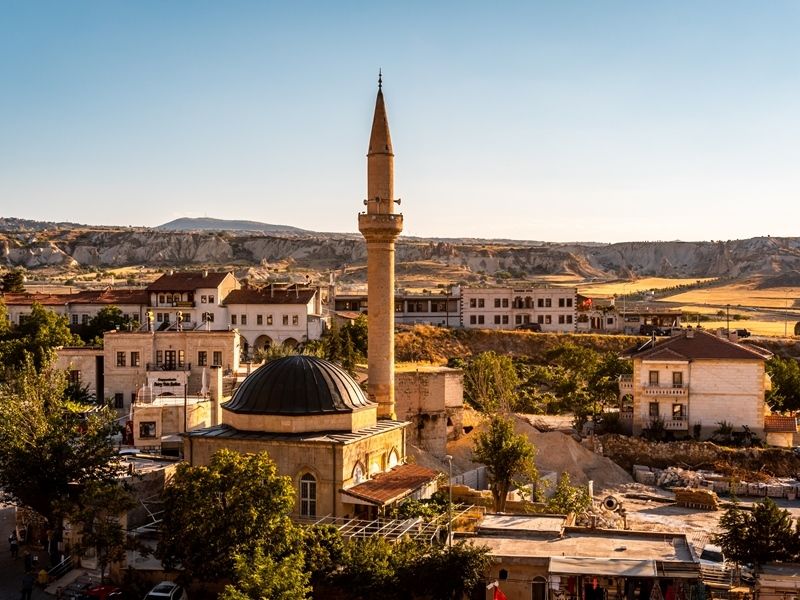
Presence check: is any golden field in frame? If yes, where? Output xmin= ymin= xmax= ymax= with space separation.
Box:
xmin=577 ymin=277 xmax=716 ymax=296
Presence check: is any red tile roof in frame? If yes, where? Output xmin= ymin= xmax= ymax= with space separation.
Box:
xmin=224 ymin=287 xmax=316 ymax=306
xmin=341 ymin=463 xmax=439 ymax=506
xmin=764 ymin=415 xmax=798 ymax=433
xmin=625 ymin=330 xmax=769 ymax=361
xmin=146 ymin=271 xmax=232 ymax=291
xmin=2 ymin=289 xmax=148 ymax=306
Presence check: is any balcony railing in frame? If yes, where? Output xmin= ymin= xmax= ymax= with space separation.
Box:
xmin=619 ymin=375 xmax=633 ymax=390
xmin=664 ymin=417 xmax=689 ymax=431
xmin=643 ymin=383 xmax=687 ymax=396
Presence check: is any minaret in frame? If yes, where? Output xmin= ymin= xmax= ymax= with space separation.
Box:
xmin=358 ymin=72 xmax=403 ymax=420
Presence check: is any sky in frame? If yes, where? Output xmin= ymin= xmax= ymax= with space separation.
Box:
xmin=0 ymin=1 xmax=798 ymax=243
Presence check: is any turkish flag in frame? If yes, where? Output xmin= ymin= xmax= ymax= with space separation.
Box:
xmin=493 ymin=587 xmax=507 ymax=600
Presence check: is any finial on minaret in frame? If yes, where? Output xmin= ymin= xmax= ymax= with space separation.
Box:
xmin=378 ymin=69 xmax=382 ymax=90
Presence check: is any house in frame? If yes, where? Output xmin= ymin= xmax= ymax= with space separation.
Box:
xmin=460 ymin=286 xmax=577 ymax=332
xmin=222 ymin=283 xmax=324 ymax=355
xmin=468 ymin=514 xmax=700 ymax=600
xmin=755 ymin=563 xmax=800 ymax=600
xmin=332 ymin=289 xmax=460 ymax=327
xmin=145 ymin=270 xmax=239 ymax=329
xmin=620 ymin=330 xmax=774 ymax=439
xmin=2 ymin=288 xmax=148 ymax=327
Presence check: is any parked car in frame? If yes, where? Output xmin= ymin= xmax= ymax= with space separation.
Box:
xmin=515 ymin=323 xmax=542 ymax=332
xmin=144 ymin=582 xmax=188 ymax=600
xmin=82 ymin=586 xmax=123 ymax=600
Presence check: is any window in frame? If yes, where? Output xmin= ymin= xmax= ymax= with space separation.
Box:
xmin=231 ymin=315 xmax=237 ymax=325
xmin=502 ymin=315 xmax=509 ymax=324
xmin=292 ymin=315 xmax=299 ymax=326
xmin=477 ymin=315 xmax=484 ymax=324
xmin=139 ymin=421 xmax=157 ymax=438
xmin=282 ymin=315 xmax=289 ymax=326
xmin=545 ymin=298 xmax=552 ymax=308
xmin=607 ymin=317 xmax=614 ymax=325
xmin=649 ymin=371 xmax=659 ymax=386
xmin=559 ymin=298 xmax=566 ymax=307
xmin=198 ymin=351 xmax=207 ymax=366
xmin=478 ymin=299 xmax=485 ymax=308
xmin=494 ymin=298 xmax=501 ymax=308
xmin=156 ymin=312 xmax=164 ymax=323
xmin=649 ymin=402 xmax=659 ymax=417
xmin=159 ymin=294 xmax=165 ymax=304
xmin=352 ymin=463 xmax=365 ymax=484
xmin=544 ymin=315 xmax=552 ymax=324
xmin=201 ymin=295 xmax=207 ymax=303
xmin=502 ymin=298 xmax=509 ymax=308
xmin=537 ymin=315 xmax=544 ymax=324
xmin=515 ymin=315 xmax=522 ymax=325
xmin=672 ymin=404 xmax=685 ymax=419
xmin=267 ymin=315 xmax=273 ymax=325
xmin=71 ymin=314 xmax=78 ymax=326
xmin=68 ymin=370 xmax=81 ymax=385
xmin=156 ymin=350 xmax=163 ymax=365
xmin=130 ymin=352 xmax=140 ymax=367
xmin=178 ymin=350 xmax=185 ymax=367
xmin=114 ymin=393 xmax=124 ymax=409
xmin=558 ymin=315 xmax=565 ymax=324
xmin=241 ymin=315 xmax=247 ymax=326
xmin=166 ymin=294 xmax=173 ymax=304
xmin=494 ymin=315 xmax=501 ymax=324
xmin=208 ymin=295 xmax=215 ymax=304
xmin=673 ymin=372 xmax=683 ymax=388
xmin=82 ymin=314 xmax=89 ymax=325
xmin=537 ymin=298 xmax=544 ymax=308
xmin=566 ymin=298 xmax=573 ymax=307
xmin=257 ymin=314 xmax=263 ymax=325
xmin=469 ymin=298 xmax=476 ymax=308
xmin=212 ymin=351 xmax=222 ymax=367
xmin=116 ymin=352 xmax=126 ymax=367
xmin=469 ymin=315 xmax=477 ymax=325
xmin=300 ymin=473 xmax=317 ymax=517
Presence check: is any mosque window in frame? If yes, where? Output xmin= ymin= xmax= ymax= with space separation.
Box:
xmin=300 ymin=473 xmax=317 ymax=517
xmin=388 ymin=449 xmax=399 ymax=468
xmin=352 ymin=462 xmax=365 ymax=484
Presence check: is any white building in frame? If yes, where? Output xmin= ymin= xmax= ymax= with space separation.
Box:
xmin=460 ymin=286 xmax=577 ymax=333
xmin=146 ymin=270 xmax=239 ymax=329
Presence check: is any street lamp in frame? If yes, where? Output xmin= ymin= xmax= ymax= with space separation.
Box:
xmin=445 ymin=454 xmax=453 ymax=548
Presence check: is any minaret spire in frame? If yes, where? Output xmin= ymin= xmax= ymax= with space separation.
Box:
xmin=358 ymin=77 xmax=404 ymax=420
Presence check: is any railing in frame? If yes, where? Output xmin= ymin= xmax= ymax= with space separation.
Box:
xmin=619 ymin=375 xmax=633 ymax=390
xmin=643 ymin=384 xmax=687 ymax=396
xmin=664 ymin=417 xmax=689 ymax=431
xmin=48 ymin=554 xmax=73 ymax=580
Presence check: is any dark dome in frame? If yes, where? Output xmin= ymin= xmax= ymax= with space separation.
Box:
xmin=223 ymin=355 xmax=373 ymax=415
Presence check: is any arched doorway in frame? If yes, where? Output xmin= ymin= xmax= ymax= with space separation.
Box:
xmin=254 ymin=334 xmax=273 ymax=352
xmin=283 ymin=337 xmax=299 ymax=349
xmin=531 ymin=576 xmax=547 ymax=600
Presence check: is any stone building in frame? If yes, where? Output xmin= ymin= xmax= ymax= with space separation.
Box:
xmin=395 ymin=366 xmax=464 ymax=457
xmin=460 ymin=286 xmax=577 ymax=332
xmin=621 ymin=330 xmax=773 ymax=438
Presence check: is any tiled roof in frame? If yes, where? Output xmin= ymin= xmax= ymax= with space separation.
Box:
xmin=2 ymin=289 xmax=148 ymax=306
xmin=625 ymin=330 xmax=769 ymax=361
xmin=146 ymin=271 xmax=231 ymax=291
xmin=341 ymin=463 xmax=439 ymax=506
xmin=764 ymin=415 xmax=798 ymax=433
xmin=224 ymin=287 xmax=315 ymax=306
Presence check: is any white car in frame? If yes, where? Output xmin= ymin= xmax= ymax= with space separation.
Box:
xmin=144 ymin=582 xmax=188 ymax=600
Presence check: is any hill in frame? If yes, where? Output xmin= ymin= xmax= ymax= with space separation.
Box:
xmin=156 ymin=217 xmax=309 ymax=235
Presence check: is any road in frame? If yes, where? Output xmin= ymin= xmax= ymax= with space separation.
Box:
xmin=0 ymin=504 xmax=51 ymax=600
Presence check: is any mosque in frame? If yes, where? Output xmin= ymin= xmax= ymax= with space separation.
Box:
xmin=184 ymin=77 xmax=439 ymax=520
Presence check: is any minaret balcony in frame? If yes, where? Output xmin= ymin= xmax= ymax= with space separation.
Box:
xmin=358 ymin=213 xmax=404 ymax=241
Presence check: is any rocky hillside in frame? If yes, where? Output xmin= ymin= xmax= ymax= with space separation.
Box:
xmin=2 ymin=218 xmax=800 ymax=283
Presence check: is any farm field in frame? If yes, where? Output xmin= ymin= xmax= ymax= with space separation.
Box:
xmin=661 ymin=282 xmax=800 ymax=309
xmin=683 ymin=319 xmax=796 ymax=337
xmin=577 ymin=277 xmax=715 ymax=296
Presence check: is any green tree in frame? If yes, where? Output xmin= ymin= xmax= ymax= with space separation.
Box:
xmin=220 ymin=545 xmax=310 ymax=600
xmin=82 ymin=305 xmax=138 ymax=343
xmin=1 ymin=269 xmax=25 ymax=292
xmin=158 ymin=449 xmax=302 ymax=582
xmin=0 ymin=358 xmax=122 ymax=526
xmin=68 ymin=482 xmax=135 ymax=582
xmin=472 ymin=415 xmax=539 ymax=512
xmin=546 ymin=472 xmax=592 ymax=516
xmin=463 ymin=351 xmax=520 ymax=412
xmin=714 ymin=498 xmax=797 ymax=567
xmin=766 ymin=356 xmax=800 ymax=412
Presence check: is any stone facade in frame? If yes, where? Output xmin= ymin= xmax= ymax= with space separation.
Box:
xmin=460 ymin=286 xmax=577 ymax=332
xmin=395 ymin=366 xmax=464 ymax=456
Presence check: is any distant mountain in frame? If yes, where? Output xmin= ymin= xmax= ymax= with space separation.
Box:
xmin=157 ymin=217 xmax=310 ymax=235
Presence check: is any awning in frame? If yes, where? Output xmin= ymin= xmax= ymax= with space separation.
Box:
xmin=341 ymin=463 xmax=439 ymax=507
xmin=549 ymin=557 xmax=657 ymax=577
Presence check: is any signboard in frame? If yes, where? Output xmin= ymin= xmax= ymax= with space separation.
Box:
xmin=147 ymin=372 xmax=187 ymax=390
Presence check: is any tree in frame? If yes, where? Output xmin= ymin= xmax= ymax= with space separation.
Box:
xmin=158 ymin=449 xmax=302 ymax=582
xmin=82 ymin=305 xmax=138 ymax=343
xmin=546 ymin=472 xmax=592 ymax=516
xmin=0 ymin=358 xmax=122 ymax=526
xmin=220 ymin=545 xmax=310 ymax=600
xmin=463 ymin=351 xmax=520 ymax=412
xmin=472 ymin=415 xmax=539 ymax=512
xmin=714 ymin=498 xmax=797 ymax=567
xmin=766 ymin=356 xmax=800 ymax=412
xmin=68 ymin=482 xmax=135 ymax=582
xmin=1 ymin=269 xmax=25 ymax=292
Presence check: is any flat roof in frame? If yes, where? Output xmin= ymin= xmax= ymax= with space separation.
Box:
xmin=480 ymin=514 xmax=566 ymax=536
xmin=186 ymin=420 xmax=408 ymax=445
xmin=472 ymin=528 xmax=694 ymax=563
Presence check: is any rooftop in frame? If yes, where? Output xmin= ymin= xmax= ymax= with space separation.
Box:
xmin=224 ymin=286 xmax=316 ymax=306
xmin=624 ymin=329 xmax=769 ymax=361
xmin=185 ymin=420 xmax=408 ymax=445
xmin=340 ymin=463 xmax=439 ymax=506
xmin=146 ymin=271 xmax=231 ymax=291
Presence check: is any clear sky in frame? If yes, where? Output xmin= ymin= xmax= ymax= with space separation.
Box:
xmin=1 ymin=1 xmax=798 ymax=243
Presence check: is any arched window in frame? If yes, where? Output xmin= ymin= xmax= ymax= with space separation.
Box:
xmin=387 ymin=449 xmax=399 ymax=469
xmin=300 ymin=473 xmax=317 ymax=517
xmin=352 ymin=462 xmax=365 ymax=484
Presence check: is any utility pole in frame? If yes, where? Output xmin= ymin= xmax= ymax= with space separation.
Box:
xmin=726 ymin=304 xmax=730 ymax=336
xmin=445 ymin=454 xmax=453 ymax=548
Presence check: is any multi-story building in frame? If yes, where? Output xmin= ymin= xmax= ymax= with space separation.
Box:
xmin=223 ymin=284 xmax=325 ymax=355
xmin=333 ymin=289 xmax=460 ymax=327
xmin=460 ymin=286 xmax=577 ymax=332
xmin=146 ymin=270 xmax=239 ymax=329
xmin=3 ymin=289 xmax=148 ymax=326
xmin=620 ymin=329 xmax=773 ymax=439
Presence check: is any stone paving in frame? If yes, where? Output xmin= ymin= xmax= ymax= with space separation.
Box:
xmin=0 ymin=504 xmax=51 ymax=600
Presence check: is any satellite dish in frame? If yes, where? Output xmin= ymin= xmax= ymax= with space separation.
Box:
xmin=602 ymin=495 xmax=622 ymax=512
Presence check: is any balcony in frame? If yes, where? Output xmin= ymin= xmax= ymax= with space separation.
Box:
xmin=643 ymin=383 xmax=687 ymax=396
xmin=664 ymin=417 xmax=689 ymax=431
xmin=619 ymin=375 xmax=633 ymax=391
